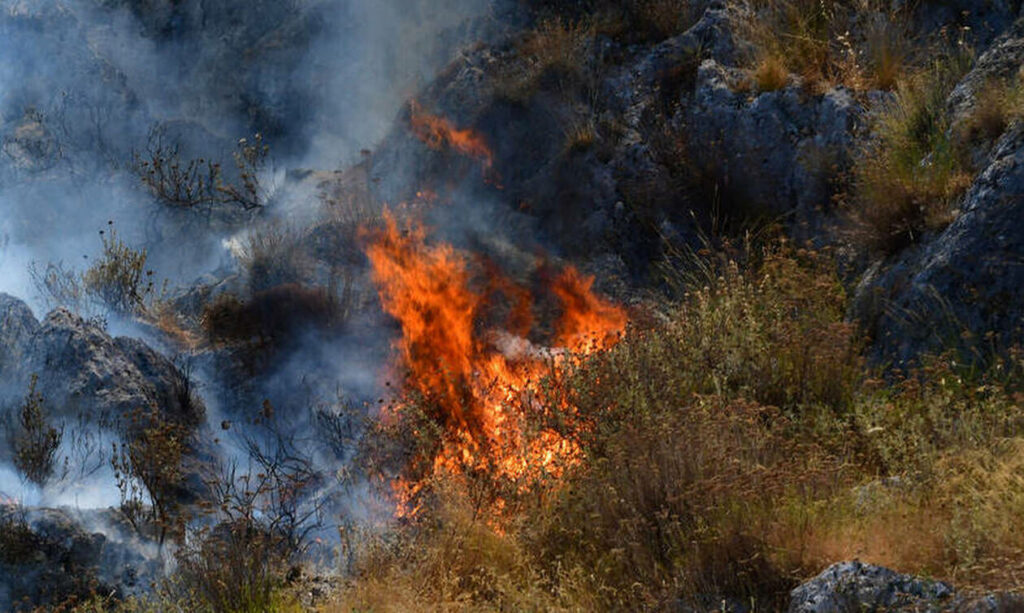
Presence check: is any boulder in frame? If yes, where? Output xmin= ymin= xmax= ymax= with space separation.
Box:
xmin=0 ymin=294 xmax=203 ymax=427
xmin=852 ymin=123 xmax=1024 ymax=365
xmin=789 ymin=561 xmax=954 ymax=612
xmin=0 ymin=293 xmax=39 ymax=377
xmin=0 ymin=504 xmax=161 ymax=611
xmin=789 ymin=561 xmax=1024 ymax=612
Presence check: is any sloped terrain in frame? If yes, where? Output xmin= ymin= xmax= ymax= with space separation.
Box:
xmin=6 ymin=1 xmax=1024 ymax=611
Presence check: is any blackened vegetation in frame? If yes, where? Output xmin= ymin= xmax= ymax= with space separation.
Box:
xmin=131 ymin=126 xmax=273 ymax=217
xmin=0 ymin=508 xmax=106 ymax=611
xmin=176 ymin=401 xmax=324 ymax=612
xmin=202 ymin=284 xmax=350 ymax=371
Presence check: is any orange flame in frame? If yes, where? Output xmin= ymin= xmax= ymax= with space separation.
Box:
xmin=409 ymin=101 xmax=498 ymax=182
xmin=365 ymin=210 xmax=626 ymax=516
xmin=551 ymin=266 xmax=627 ymax=353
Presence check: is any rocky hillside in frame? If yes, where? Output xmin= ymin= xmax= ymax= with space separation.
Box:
xmin=5 ymin=0 xmax=1024 ymax=611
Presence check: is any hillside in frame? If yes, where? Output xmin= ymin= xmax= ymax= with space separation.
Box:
xmin=3 ymin=1 xmax=1024 ymax=611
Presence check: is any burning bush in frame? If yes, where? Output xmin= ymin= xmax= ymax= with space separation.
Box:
xmin=338 ymin=241 xmax=861 ymax=609
xmin=361 ymin=209 xmax=626 ymax=518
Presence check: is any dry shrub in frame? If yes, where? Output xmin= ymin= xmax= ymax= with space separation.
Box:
xmin=494 ymin=18 xmax=594 ymax=102
xmin=111 ymin=406 xmax=189 ymax=547
xmin=202 ymin=284 xmax=347 ymax=347
xmin=754 ymin=54 xmax=789 ymax=92
xmin=10 ymin=375 xmax=63 ymax=487
xmin=662 ymin=243 xmax=862 ymax=412
xmin=562 ymin=114 xmax=597 ymax=153
xmin=168 ymin=405 xmax=321 ymax=613
xmin=744 ymin=0 xmax=913 ymax=92
xmin=532 ymin=397 xmax=842 ymax=609
xmin=620 ymin=0 xmax=697 ymax=42
xmin=849 ymin=54 xmax=974 ymax=254
xmin=236 ymin=224 xmax=313 ymax=293
xmin=333 ymin=240 xmax=1024 ymax=609
xmin=865 ymin=18 xmax=910 ymax=91
xmin=337 ymin=244 xmax=858 ymax=609
xmin=82 ymin=224 xmax=156 ymax=316
xmin=132 ymin=126 xmax=273 ymax=213
xmin=957 ymin=76 xmax=1024 ymax=146
xmin=330 ymin=481 xmax=585 ymax=613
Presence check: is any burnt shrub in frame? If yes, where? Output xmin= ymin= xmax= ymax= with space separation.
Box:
xmin=202 ymin=283 xmax=347 ymax=348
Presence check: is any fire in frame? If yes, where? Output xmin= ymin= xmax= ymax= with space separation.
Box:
xmin=552 ymin=266 xmax=628 ymax=353
xmin=408 ymin=101 xmax=498 ymax=183
xmin=365 ymin=209 xmax=626 ymax=516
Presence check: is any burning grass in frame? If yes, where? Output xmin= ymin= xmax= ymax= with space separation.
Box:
xmin=333 ymin=240 xmax=1024 ymax=610
xmin=362 ymin=209 xmax=626 ymax=518
xmin=53 ymin=233 xmax=1024 ymax=612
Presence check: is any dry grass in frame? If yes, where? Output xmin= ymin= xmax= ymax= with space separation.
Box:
xmin=236 ymin=224 xmax=314 ymax=293
xmin=753 ymin=54 xmax=789 ymax=92
xmin=494 ymin=18 xmax=595 ymax=103
xmin=744 ymin=0 xmax=914 ymax=93
xmin=562 ymin=114 xmax=597 ymax=153
xmin=56 ymin=239 xmax=1024 ymax=611
xmin=956 ymin=75 xmax=1024 ymax=146
xmin=848 ymin=53 xmax=975 ymax=254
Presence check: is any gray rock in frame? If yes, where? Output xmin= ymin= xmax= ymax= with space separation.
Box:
xmin=1 ymin=110 xmax=59 ymax=172
xmin=687 ymin=59 xmax=864 ymax=232
xmin=789 ymin=561 xmax=1024 ymax=612
xmin=789 ymin=561 xmax=955 ymax=612
xmin=0 ymin=504 xmax=162 ymax=610
xmin=0 ymin=294 xmax=203 ymax=428
xmin=0 ymin=293 xmax=39 ymax=377
xmin=852 ymin=123 xmax=1024 ymax=364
